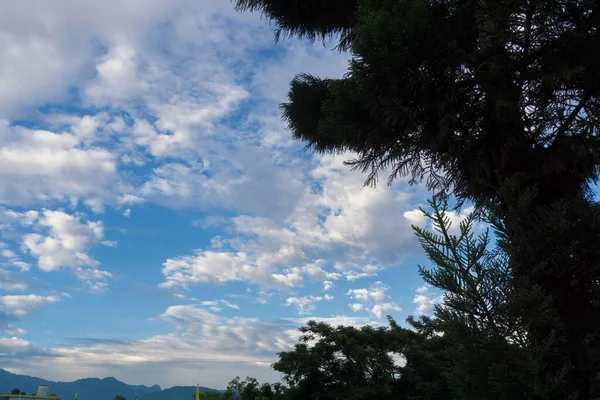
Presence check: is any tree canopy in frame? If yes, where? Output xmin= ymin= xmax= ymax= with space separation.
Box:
xmin=233 ymin=0 xmax=600 ymax=398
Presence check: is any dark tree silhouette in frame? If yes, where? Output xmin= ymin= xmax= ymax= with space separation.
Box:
xmin=233 ymin=1 xmax=600 ymax=398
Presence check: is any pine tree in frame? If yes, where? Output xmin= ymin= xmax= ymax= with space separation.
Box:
xmin=233 ymin=1 xmax=600 ymax=398
xmin=411 ymin=197 xmax=573 ymax=399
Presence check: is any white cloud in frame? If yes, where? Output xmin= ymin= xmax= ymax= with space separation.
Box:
xmin=347 ymin=282 xmax=389 ymax=304
xmin=347 ymin=281 xmax=402 ymax=319
xmin=404 ymin=205 xmax=477 ymax=236
xmin=85 ymin=46 xmax=143 ymax=104
xmin=4 ymin=327 xmax=28 ymax=336
xmin=159 ymin=305 xmax=221 ymax=330
xmin=221 ymin=300 xmax=240 ymax=310
xmin=371 ymin=303 xmax=402 ymax=319
xmin=118 ymin=194 xmax=145 ymax=207
xmin=0 ymin=281 xmax=27 ymax=291
xmin=23 ymin=210 xmax=103 ymax=270
xmin=2 ymin=300 xmax=386 ymax=388
xmin=0 ymin=122 xmax=120 ymax=209
xmin=350 ymin=303 xmax=364 ymax=312
xmin=17 ymin=210 xmax=113 ymax=290
xmin=0 ymin=337 xmax=33 ymax=353
xmin=0 ymin=294 xmax=61 ymax=317
xmin=161 ymin=153 xmax=424 ymax=291
xmin=74 ymin=268 xmax=112 ymax=293
xmin=413 ymin=285 xmax=444 ymax=315
xmin=285 ymin=295 xmax=331 ymax=315
xmin=0 ymin=0 xmax=251 ymax=119
xmin=13 ymin=305 xmax=299 ymax=386
xmin=0 ymin=245 xmax=31 ymax=275
xmin=256 ymin=290 xmax=273 ymax=305
xmin=0 ymin=0 xmax=273 ymax=215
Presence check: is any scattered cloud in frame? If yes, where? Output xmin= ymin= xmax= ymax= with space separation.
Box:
xmin=0 ymin=122 xmax=120 ymax=210
xmin=0 ymin=294 xmax=62 ymax=317
xmin=285 ymin=295 xmax=332 ymax=315
xmin=160 ymin=153 xmax=424 ymax=291
xmin=347 ymin=281 xmax=402 ymax=319
xmin=18 ymin=210 xmax=113 ymax=291
xmin=0 ymin=0 xmax=440 ymax=388
xmin=413 ymin=285 xmax=444 ymax=315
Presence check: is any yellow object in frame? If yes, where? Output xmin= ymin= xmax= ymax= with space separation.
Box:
xmin=195 ymin=384 xmax=200 ymax=400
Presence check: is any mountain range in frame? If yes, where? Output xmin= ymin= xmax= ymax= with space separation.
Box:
xmin=0 ymin=369 xmax=222 ymax=400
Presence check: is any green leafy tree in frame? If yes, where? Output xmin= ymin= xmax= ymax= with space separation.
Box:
xmin=193 ymin=390 xmax=224 ymax=400
xmin=10 ymin=390 xmax=21 ymax=395
xmin=114 ymin=395 xmax=126 ymax=400
xmin=224 ymin=376 xmax=270 ymax=400
xmin=223 ymin=376 xmax=291 ymax=400
xmin=233 ymin=1 xmax=600 ymax=398
xmin=272 ymin=320 xmax=409 ymax=399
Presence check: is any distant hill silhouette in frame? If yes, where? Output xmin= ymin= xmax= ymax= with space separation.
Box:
xmin=0 ymin=369 xmax=220 ymax=400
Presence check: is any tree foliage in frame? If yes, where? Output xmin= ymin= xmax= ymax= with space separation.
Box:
xmin=233 ymin=0 xmax=600 ymax=398
xmin=223 ymin=376 xmax=288 ymax=400
xmin=273 ymin=320 xmax=405 ymax=399
xmin=193 ymin=390 xmax=225 ymax=400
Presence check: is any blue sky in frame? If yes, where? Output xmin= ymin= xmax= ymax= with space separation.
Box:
xmin=0 ymin=0 xmax=471 ymax=389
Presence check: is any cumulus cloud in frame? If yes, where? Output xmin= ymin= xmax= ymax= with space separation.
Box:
xmin=160 ymin=153 xmax=424 ymax=291
xmin=22 ymin=211 xmax=105 ymax=267
xmin=413 ymin=285 xmax=444 ymax=315
xmin=0 ymin=123 xmax=120 ymax=210
xmin=0 ymin=294 xmax=62 ymax=317
xmin=347 ymin=281 xmax=402 ymax=319
xmin=15 ymin=210 xmax=113 ymax=290
xmin=285 ymin=295 xmax=333 ymax=315
xmin=85 ymin=46 xmax=143 ymax=104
